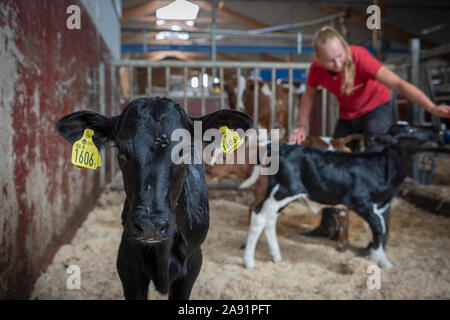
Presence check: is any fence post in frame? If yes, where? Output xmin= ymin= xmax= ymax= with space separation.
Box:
xmin=98 ymin=62 xmax=106 ymax=189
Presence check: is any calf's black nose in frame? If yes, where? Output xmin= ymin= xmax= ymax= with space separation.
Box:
xmin=134 ymin=209 xmax=171 ymax=239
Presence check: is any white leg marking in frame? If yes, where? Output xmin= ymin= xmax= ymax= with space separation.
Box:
xmin=370 ymin=245 xmax=393 ymax=268
xmin=264 ymin=213 xmax=281 ymax=263
xmin=319 ymin=136 xmax=334 ymax=150
xmin=261 ymin=83 xmax=272 ymax=98
xmin=244 ymin=211 xmax=266 ymax=269
xmin=243 ymin=184 xmax=305 ymax=268
xmin=373 ymin=202 xmax=390 ymax=234
xmin=236 ymin=75 xmax=246 ymax=110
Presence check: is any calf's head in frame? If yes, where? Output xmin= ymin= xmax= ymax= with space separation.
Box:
xmin=56 ymin=97 xmax=251 ymax=244
xmin=374 ymin=122 xmax=443 ymax=153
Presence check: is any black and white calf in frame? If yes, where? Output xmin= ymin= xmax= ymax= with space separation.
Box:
xmin=57 ymin=97 xmax=251 ymax=299
xmin=243 ymin=123 xmax=443 ymax=269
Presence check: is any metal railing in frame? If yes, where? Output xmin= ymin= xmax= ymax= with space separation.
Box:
xmin=97 ymin=60 xmax=338 ymax=189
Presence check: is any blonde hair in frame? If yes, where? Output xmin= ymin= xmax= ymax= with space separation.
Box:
xmin=313 ymin=26 xmax=355 ymax=96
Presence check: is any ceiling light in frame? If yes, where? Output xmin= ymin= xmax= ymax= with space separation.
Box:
xmin=191 ymin=77 xmax=199 ymax=88
xmin=155 ymin=32 xmax=166 ymax=40
xmin=185 ymin=20 xmax=195 ymax=27
xmin=156 ymin=19 xmax=165 ymax=26
xmin=156 ymin=0 xmax=199 ymax=21
xmin=177 ymin=32 xmax=189 ymax=40
xmin=170 ymin=24 xmax=182 ymax=31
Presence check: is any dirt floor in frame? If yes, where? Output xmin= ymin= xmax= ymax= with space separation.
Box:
xmin=31 ymin=156 xmax=450 ymax=300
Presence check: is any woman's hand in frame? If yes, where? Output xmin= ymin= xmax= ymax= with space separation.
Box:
xmin=428 ymin=105 xmax=450 ymax=118
xmin=289 ymin=126 xmax=306 ymax=145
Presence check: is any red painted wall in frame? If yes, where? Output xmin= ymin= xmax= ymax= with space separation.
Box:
xmin=0 ymin=0 xmax=116 ymax=299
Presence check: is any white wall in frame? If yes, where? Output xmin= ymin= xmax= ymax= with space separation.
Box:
xmin=81 ymin=0 xmax=122 ymax=59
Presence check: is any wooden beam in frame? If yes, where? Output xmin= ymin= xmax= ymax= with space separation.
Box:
xmin=217 ymin=52 xmax=242 ymax=61
xmin=259 ymin=53 xmax=284 ymax=62
xmin=315 ymin=5 xmax=437 ymax=49
xmin=134 ymin=15 xmax=230 ymax=24
xmin=194 ymin=0 xmax=270 ymax=29
xmin=131 ymin=51 xmax=209 ymax=61
xmin=123 ymin=1 xmax=162 ymax=23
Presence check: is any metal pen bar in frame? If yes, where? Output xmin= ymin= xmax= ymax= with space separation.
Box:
xmin=110 ymin=60 xmax=310 ymax=70
xmin=409 ymin=38 xmax=420 ymax=125
xmin=424 ymin=61 xmax=440 ymax=127
xmin=165 ymin=67 xmax=170 ymax=97
xmin=236 ymin=68 xmax=241 ymax=110
xmin=201 ymin=67 xmax=205 ymax=115
xmin=128 ymin=66 xmax=134 ymax=99
xmin=220 ymin=67 xmax=224 ymax=109
xmin=321 ymin=88 xmax=327 ymax=136
xmin=271 ymin=68 xmax=276 ymax=130
xmin=99 ymin=63 xmax=106 ymax=189
xmin=147 ymin=66 xmax=152 ymax=96
xmin=254 ymin=68 xmax=259 ymax=129
xmin=110 ymin=64 xmax=116 ymax=185
xmin=183 ymin=66 xmax=188 ymax=112
xmin=288 ymin=68 xmax=293 ymax=136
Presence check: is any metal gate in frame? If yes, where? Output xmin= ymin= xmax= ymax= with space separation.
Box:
xmin=97 ymin=59 xmax=341 ymax=190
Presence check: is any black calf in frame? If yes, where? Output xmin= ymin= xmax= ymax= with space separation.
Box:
xmin=243 ymin=123 xmax=442 ymax=269
xmin=57 ymin=97 xmax=251 ymax=299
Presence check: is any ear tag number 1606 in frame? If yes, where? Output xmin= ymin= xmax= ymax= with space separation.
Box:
xmin=71 ymin=129 xmax=101 ymax=170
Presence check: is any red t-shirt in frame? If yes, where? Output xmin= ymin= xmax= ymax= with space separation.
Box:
xmin=307 ymin=45 xmax=391 ymax=120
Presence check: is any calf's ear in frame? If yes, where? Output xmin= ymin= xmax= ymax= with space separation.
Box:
xmin=56 ymin=110 xmax=116 ymax=148
xmin=190 ymin=109 xmax=252 ymax=133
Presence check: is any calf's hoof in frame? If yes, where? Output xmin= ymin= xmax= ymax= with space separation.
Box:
xmin=272 ymin=253 xmax=282 ymax=263
xmin=369 ymin=247 xmax=394 ymax=269
xmin=243 ymin=257 xmax=255 ymax=269
xmin=336 ymin=243 xmax=348 ymax=252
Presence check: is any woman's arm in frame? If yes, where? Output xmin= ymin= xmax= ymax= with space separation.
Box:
xmin=289 ymin=86 xmax=317 ymax=144
xmin=375 ymin=66 xmax=450 ymax=118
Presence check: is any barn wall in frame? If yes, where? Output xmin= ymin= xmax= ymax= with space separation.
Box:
xmin=0 ymin=0 xmax=120 ymax=299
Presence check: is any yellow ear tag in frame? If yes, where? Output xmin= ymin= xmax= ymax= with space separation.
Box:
xmin=344 ymin=146 xmax=352 ymax=153
xmin=71 ymin=129 xmax=101 ymax=170
xmin=219 ymin=126 xmax=244 ymax=154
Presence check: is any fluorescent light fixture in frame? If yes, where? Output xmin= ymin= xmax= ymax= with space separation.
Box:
xmin=185 ymin=20 xmax=195 ymax=27
xmin=170 ymin=24 xmax=182 ymax=31
xmin=203 ymin=74 xmax=208 ymax=88
xmin=156 ymin=0 xmax=199 ymax=21
xmin=156 ymin=19 xmax=165 ymax=26
xmin=177 ymin=32 xmax=189 ymax=40
xmin=155 ymin=32 xmax=166 ymax=40
xmin=191 ymin=77 xmax=199 ymax=88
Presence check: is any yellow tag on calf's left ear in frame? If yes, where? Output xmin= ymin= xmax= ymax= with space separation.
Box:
xmin=219 ymin=126 xmax=244 ymax=154
xmin=71 ymin=129 xmax=101 ymax=170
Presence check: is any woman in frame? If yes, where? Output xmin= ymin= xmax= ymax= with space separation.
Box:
xmin=289 ymin=26 xmax=450 ymax=238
